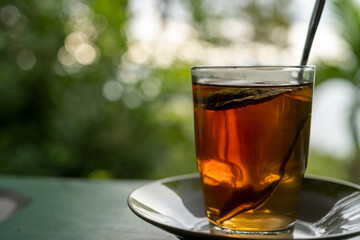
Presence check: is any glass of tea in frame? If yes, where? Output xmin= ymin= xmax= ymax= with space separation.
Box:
xmin=191 ymin=66 xmax=315 ymax=238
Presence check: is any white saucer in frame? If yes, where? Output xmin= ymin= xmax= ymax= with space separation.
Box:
xmin=128 ymin=174 xmax=360 ymax=239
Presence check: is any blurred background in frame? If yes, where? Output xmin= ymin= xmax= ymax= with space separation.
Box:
xmin=0 ymin=0 xmax=359 ymax=182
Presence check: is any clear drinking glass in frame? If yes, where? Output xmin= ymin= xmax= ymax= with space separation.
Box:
xmin=191 ymin=66 xmax=315 ymax=238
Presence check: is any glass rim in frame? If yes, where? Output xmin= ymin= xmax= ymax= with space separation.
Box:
xmin=191 ymin=65 xmax=315 ymax=71
xmin=191 ymin=65 xmax=315 ymax=85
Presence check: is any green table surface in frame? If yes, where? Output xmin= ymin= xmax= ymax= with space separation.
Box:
xmin=0 ymin=175 xmax=177 ymax=240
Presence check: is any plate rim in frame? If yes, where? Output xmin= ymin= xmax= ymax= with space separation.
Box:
xmin=128 ymin=174 xmax=360 ymax=240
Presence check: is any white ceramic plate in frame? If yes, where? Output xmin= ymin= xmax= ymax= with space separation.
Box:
xmin=128 ymin=174 xmax=360 ymax=239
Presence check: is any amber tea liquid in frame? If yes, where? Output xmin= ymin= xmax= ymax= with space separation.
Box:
xmin=193 ymin=81 xmax=312 ymax=233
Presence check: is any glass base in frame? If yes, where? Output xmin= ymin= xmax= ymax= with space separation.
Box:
xmin=209 ymin=223 xmax=295 ymax=239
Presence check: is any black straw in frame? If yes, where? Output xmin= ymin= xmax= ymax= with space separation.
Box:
xmin=300 ymin=0 xmax=326 ymax=66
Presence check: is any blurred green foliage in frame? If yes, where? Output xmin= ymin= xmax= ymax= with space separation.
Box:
xmin=314 ymin=0 xmax=360 ymax=181
xmin=0 ymin=0 xmax=359 ymax=181
xmin=0 ymin=0 xmax=198 ymax=179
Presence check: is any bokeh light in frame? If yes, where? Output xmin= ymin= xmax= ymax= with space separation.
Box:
xmin=102 ymin=80 xmax=124 ymax=102
xmin=123 ymin=89 xmax=142 ymax=109
xmin=0 ymin=5 xmax=21 ymax=26
xmin=140 ymin=78 xmax=161 ymax=101
xmin=16 ymin=49 xmax=36 ymax=70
